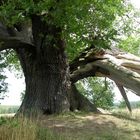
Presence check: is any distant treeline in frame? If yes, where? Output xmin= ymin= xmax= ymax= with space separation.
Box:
xmin=0 ymin=101 xmax=140 ymax=114
xmin=114 ymin=101 xmax=140 ymax=109
xmin=0 ymin=105 xmax=19 ymax=114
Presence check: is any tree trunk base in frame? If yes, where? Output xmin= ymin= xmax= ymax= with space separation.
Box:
xmin=16 ymin=83 xmax=99 ymax=117
xmin=69 ymin=84 xmax=99 ymax=113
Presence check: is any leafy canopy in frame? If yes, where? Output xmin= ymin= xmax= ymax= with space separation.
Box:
xmin=0 ymin=0 xmax=134 ymax=60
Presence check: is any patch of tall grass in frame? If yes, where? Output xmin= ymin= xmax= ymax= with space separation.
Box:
xmin=0 ymin=116 xmax=73 ymax=140
xmin=112 ymin=108 xmax=140 ymax=121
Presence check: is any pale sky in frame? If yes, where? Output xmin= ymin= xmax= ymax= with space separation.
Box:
xmin=130 ymin=0 xmax=140 ymax=9
xmin=0 ymin=71 xmax=25 ymax=105
xmin=1 ymin=0 xmax=140 ymax=106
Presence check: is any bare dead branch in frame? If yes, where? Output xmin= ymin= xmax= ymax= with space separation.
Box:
xmin=70 ymin=47 xmax=140 ymax=96
xmin=116 ymin=83 xmax=132 ymax=112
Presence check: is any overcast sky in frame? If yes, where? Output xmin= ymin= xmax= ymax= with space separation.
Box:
xmin=130 ymin=0 xmax=140 ymax=9
xmin=1 ymin=0 xmax=140 ymax=105
xmin=1 ymin=71 xmax=25 ymax=105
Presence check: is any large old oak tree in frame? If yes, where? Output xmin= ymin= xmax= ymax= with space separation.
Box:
xmin=0 ymin=0 xmax=140 ymax=115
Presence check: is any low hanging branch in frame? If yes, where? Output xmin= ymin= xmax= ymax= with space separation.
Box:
xmin=94 ymin=53 xmax=140 ymax=95
xmin=0 ymin=37 xmax=34 ymax=52
xmin=116 ymin=83 xmax=132 ymax=112
xmin=70 ymin=47 xmax=140 ymax=111
xmin=0 ymin=22 xmax=34 ymax=52
xmin=70 ymin=47 xmax=140 ymax=95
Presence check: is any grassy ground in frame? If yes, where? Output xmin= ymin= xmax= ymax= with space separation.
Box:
xmin=0 ymin=109 xmax=140 ymax=140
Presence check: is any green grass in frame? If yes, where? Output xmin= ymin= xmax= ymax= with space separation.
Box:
xmin=0 ymin=109 xmax=140 ymax=140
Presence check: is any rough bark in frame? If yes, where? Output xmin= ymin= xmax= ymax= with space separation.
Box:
xmin=15 ymin=16 xmax=71 ymax=115
xmin=14 ymin=16 xmax=98 ymax=116
xmin=69 ymin=83 xmax=99 ymax=112
xmin=16 ymin=48 xmax=99 ymax=116
xmin=17 ymin=47 xmax=70 ymax=115
xmin=17 ymin=47 xmax=100 ymax=115
xmin=0 ymin=11 xmax=100 ymax=116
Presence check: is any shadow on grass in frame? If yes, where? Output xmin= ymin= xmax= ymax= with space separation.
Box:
xmin=111 ymin=112 xmax=140 ymax=123
xmin=39 ymin=113 xmax=140 ymax=140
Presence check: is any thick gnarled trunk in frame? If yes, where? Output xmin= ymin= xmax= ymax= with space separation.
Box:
xmin=15 ymin=15 xmax=71 ymax=115
xmin=17 ymin=46 xmax=71 ymax=115
xmin=0 ymin=15 xmax=99 ymax=116
xmin=17 ymin=50 xmax=98 ymax=115
xmin=15 ymin=15 xmax=98 ymax=115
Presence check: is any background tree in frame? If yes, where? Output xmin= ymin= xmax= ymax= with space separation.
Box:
xmin=118 ymin=36 xmax=140 ymax=56
xmin=76 ymin=77 xmax=114 ymax=109
xmin=0 ymin=52 xmax=7 ymax=103
xmin=118 ymin=100 xmax=127 ymax=109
